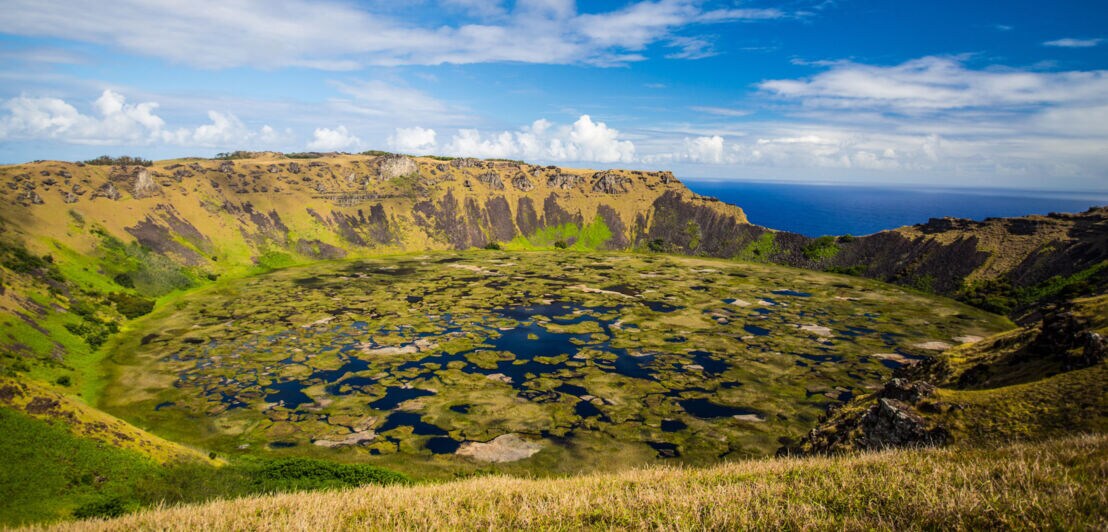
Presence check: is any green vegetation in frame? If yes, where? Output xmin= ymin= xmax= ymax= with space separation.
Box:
xmin=958 ymin=261 xmax=1107 ymax=313
xmin=824 ymin=265 xmax=866 ymax=276
xmin=98 ymin=251 xmax=1009 ymax=480
xmin=212 ymin=151 xmax=261 ymax=160
xmin=737 ymin=232 xmax=777 ymax=262
xmin=256 ymin=250 xmax=298 ymax=271
xmin=82 ymin=155 xmax=153 ymax=167
xmin=801 ymin=235 xmax=841 ymax=261
xmin=508 ymin=216 xmax=612 ymax=250
xmin=0 ymin=408 xmax=410 ymax=526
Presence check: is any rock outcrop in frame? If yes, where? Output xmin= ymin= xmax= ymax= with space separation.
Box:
xmin=374 ymin=155 xmax=418 ymax=180
xmin=591 ymin=171 xmax=631 ymax=194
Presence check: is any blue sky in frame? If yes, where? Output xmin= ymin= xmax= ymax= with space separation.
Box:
xmin=0 ymin=0 xmax=1106 ymax=190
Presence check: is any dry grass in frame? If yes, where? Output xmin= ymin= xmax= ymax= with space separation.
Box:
xmin=38 ymin=434 xmax=1107 ymax=531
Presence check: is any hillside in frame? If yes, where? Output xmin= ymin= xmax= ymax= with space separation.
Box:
xmin=39 ymin=434 xmax=1108 ymax=530
xmin=0 ymin=152 xmax=1104 ymax=526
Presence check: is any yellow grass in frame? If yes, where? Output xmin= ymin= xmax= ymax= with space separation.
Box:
xmin=38 ymin=434 xmax=1107 ymax=531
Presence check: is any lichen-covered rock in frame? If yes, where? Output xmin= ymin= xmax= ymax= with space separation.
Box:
xmin=93 ymin=182 xmax=122 ymax=200
xmin=591 ymin=171 xmax=631 ymax=194
xmin=511 ymin=173 xmax=534 ymax=192
xmin=547 ymin=173 xmax=583 ymax=190
xmin=132 ymin=169 xmax=161 ymax=198
xmin=857 ymin=398 xmax=949 ymax=449
xmin=476 ymin=172 xmax=504 ymax=190
xmin=450 ymin=157 xmax=485 ymax=169
xmin=375 ymin=155 xmax=418 ymax=180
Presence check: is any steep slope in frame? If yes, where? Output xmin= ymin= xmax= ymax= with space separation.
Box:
xmin=44 ymin=434 xmax=1108 ymax=530
xmin=643 ymin=193 xmax=1107 ymax=308
xmin=790 ymin=294 xmax=1107 ymax=454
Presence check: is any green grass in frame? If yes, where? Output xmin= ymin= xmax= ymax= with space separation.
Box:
xmin=506 ymin=215 xmax=612 ymax=250
xmin=0 ymin=407 xmax=410 ymax=527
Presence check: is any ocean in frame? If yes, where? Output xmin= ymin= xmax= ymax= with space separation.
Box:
xmin=682 ymin=180 xmax=1108 ymax=237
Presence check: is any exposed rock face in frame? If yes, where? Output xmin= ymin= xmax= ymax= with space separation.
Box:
xmin=18 ymin=190 xmax=44 ymax=205
xmin=374 ymin=155 xmax=418 ymax=180
xmin=547 ymin=173 xmax=583 ymax=190
xmin=92 ymin=182 xmax=122 ymax=200
xmin=219 ymin=161 xmax=235 ymax=174
xmin=789 ymin=378 xmax=950 ymax=455
xmin=132 ymin=169 xmax=161 ymax=198
xmin=63 ymin=191 xmax=78 ymax=204
xmin=510 ymin=173 xmax=534 ymax=192
xmin=858 ymin=398 xmax=949 ymax=450
xmin=450 ymin=157 xmax=485 ymax=169
xmin=591 ymin=171 xmax=631 ymax=194
xmin=476 ymin=172 xmax=505 ymax=190
xmin=1029 ymin=308 xmax=1107 ymax=370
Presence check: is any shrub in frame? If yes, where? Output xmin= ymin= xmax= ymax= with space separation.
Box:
xmin=251 ymin=458 xmax=409 ymax=492
xmin=72 ymin=497 xmax=137 ymax=519
xmin=553 ymin=240 xmax=568 ymax=249
xmin=82 ymin=155 xmax=152 ymax=167
xmin=107 ymin=292 xmax=156 ymax=319
xmin=483 ymin=242 xmax=502 ymax=250
xmin=802 ymin=235 xmax=841 ymax=261
xmin=55 ymin=375 xmax=71 ymax=387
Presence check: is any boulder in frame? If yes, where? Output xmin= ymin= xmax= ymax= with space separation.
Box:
xmin=375 ymin=155 xmax=418 ymax=180
xmin=93 ymin=182 xmax=122 ymax=200
xmin=547 ymin=173 xmax=583 ymax=190
xmin=857 ymin=398 xmax=949 ymax=449
xmin=132 ymin=169 xmax=161 ymax=198
xmin=449 ymin=157 xmax=485 ymax=169
xmin=591 ymin=171 xmax=631 ymax=194
xmin=63 ymin=191 xmax=79 ymax=204
xmin=511 ymin=173 xmax=534 ymax=192
xmin=476 ymin=172 xmax=504 ymax=190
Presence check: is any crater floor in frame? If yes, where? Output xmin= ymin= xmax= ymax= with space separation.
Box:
xmin=101 ymin=251 xmax=1011 ymax=475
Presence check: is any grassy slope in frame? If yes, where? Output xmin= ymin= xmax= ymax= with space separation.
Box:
xmin=40 ymin=434 xmax=1107 ymax=531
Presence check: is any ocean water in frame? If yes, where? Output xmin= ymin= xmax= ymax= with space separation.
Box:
xmin=682 ymin=180 xmax=1108 ymax=237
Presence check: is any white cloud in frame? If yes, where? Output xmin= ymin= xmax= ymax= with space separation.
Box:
xmin=388 ymin=126 xmax=437 ymax=153
xmin=0 ymin=89 xmax=281 ymax=148
xmin=442 ymin=115 xmax=635 ymax=163
xmin=1043 ymin=38 xmax=1103 ymax=48
xmin=690 ymin=106 xmax=751 ymax=117
xmin=0 ymin=0 xmax=791 ymax=69
xmin=306 ymin=125 xmax=360 ymax=151
xmin=760 ymin=56 xmax=1108 ymax=112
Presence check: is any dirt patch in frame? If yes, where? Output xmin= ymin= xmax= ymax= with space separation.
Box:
xmin=456 ymin=434 xmax=543 ymax=463
xmin=914 ymin=341 xmax=953 ymax=351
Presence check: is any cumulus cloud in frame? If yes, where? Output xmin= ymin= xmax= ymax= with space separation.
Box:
xmin=0 ymin=0 xmax=790 ymax=69
xmin=0 ymin=90 xmax=163 ymax=144
xmin=307 ymin=125 xmax=360 ymax=151
xmin=442 ymin=115 xmax=635 ymax=163
xmin=1043 ymin=38 xmax=1103 ymax=48
xmin=388 ymin=126 xmax=437 ymax=152
xmin=0 ymin=90 xmax=279 ymax=147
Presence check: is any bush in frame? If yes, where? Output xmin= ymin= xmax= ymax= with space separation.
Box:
xmin=55 ymin=376 xmax=71 ymax=387
xmin=802 ymin=235 xmax=841 ymax=261
xmin=82 ymin=155 xmax=152 ymax=167
xmin=483 ymin=242 xmax=502 ymax=250
xmin=647 ymin=239 xmax=668 ymax=253
xmin=72 ymin=497 xmax=137 ymax=519
xmin=553 ymin=240 xmax=568 ymax=249
xmin=251 ymin=458 xmax=409 ymax=492
xmin=107 ymin=292 xmax=156 ymax=319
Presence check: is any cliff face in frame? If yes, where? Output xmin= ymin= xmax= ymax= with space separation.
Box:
xmin=634 ymin=187 xmax=1106 ymax=306
xmin=1 ymin=153 xmax=1104 ymax=314
xmin=0 ymin=154 xmax=746 ymax=268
